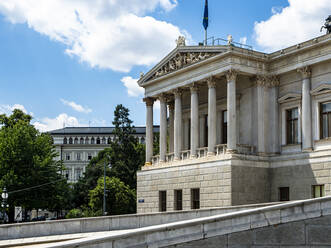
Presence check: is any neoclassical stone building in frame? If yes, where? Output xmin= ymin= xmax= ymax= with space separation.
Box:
xmin=49 ymin=126 xmax=159 ymax=183
xmin=136 ymin=33 xmax=331 ymax=213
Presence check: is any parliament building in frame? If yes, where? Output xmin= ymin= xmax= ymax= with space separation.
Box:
xmin=136 ymin=33 xmax=331 ymax=213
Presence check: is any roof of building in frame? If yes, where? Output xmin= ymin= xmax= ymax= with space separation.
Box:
xmin=48 ymin=126 xmax=159 ymax=135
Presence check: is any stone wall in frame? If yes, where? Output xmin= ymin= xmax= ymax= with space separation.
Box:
xmin=137 ymin=160 xmax=232 ymax=213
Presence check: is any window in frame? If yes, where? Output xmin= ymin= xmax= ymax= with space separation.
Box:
xmin=222 ymin=110 xmax=227 ymax=144
xmin=65 ymin=153 xmax=71 ymax=161
xmin=80 ymin=138 xmax=84 ymax=144
xmin=174 ymin=190 xmax=183 ymax=211
xmin=312 ymin=185 xmax=325 ymax=198
xmin=88 ymin=153 xmax=92 ymax=160
xmin=63 ymin=138 xmax=67 ymax=144
xmin=96 ymin=137 xmax=101 ymax=144
xmin=107 ymin=137 xmax=111 ymax=144
xmin=65 ymin=170 xmax=70 ymax=179
xmin=74 ymin=138 xmax=78 ymax=144
xmin=286 ymin=108 xmax=299 ymax=144
xmin=279 ymin=187 xmax=290 ymax=201
xmin=91 ymin=138 xmax=95 ymax=144
xmin=75 ymin=168 xmax=82 ymax=180
xmin=85 ymin=137 xmax=89 ymax=144
xmin=69 ymin=137 xmax=73 ymax=144
xmin=140 ymin=137 xmax=145 ymax=144
xmin=159 ymin=191 xmax=167 ymax=212
xmin=76 ymin=153 xmax=81 ymax=161
xmin=191 ymin=188 xmax=200 ymax=209
xmin=102 ymin=138 xmax=106 ymax=144
xmin=320 ymin=102 xmax=331 ymax=139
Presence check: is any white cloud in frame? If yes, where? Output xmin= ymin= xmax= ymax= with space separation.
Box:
xmin=239 ymin=37 xmax=247 ymax=45
xmin=0 ymin=0 xmax=184 ymax=72
xmin=121 ymin=76 xmax=144 ymax=97
xmin=33 ymin=113 xmax=85 ymax=132
xmin=254 ymin=0 xmax=331 ymax=52
xmin=60 ymin=98 xmax=92 ymax=113
xmin=0 ymin=104 xmax=28 ymax=115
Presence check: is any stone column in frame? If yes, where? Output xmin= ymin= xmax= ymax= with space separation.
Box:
xmin=256 ymin=75 xmax=266 ymax=154
xmin=190 ymin=85 xmax=199 ymax=157
xmin=207 ymin=78 xmax=217 ymax=155
xmin=159 ymin=95 xmax=167 ymax=162
xmin=174 ymin=89 xmax=182 ymax=160
xmin=298 ymin=66 xmax=312 ymax=151
xmin=144 ymin=97 xmax=154 ymax=165
xmin=226 ymin=70 xmax=238 ymax=152
xmin=269 ymin=76 xmax=280 ymax=153
xmin=183 ymin=118 xmax=190 ymax=150
xmin=168 ymin=102 xmax=175 ymax=153
xmin=199 ymin=115 xmax=206 ymax=147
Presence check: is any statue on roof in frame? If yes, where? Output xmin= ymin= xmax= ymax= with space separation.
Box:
xmin=321 ymin=15 xmax=331 ymax=34
xmin=176 ymin=36 xmax=186 ymax=47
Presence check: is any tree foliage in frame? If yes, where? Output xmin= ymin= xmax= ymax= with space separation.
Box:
xmin=89 ymin=177 xmax=136 ymax=215
xmin=0 ymin=110 xmax=70 ymax=220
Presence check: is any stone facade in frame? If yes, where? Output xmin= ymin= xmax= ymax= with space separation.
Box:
xmin=137 ymin=33 xmax=331 ymax=213
xmin=49 ymin=126 xmax=159 ymax=183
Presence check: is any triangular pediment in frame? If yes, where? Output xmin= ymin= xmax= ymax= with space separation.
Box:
xmin=278 ymin=93 xmax=302 ymax=103
xmin=138 ymin=46 xmax=227 ymax=85
xmin=311 ymin=83 xmax=331 ymax=96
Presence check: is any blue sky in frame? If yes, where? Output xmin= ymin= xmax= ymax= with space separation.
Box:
xmin=0 ymin=0 xmax=329 ymax=131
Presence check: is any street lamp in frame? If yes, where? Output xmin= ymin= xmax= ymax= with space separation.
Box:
xmin=1 ymin=187 xmax=8 ymax=223
xmin=103 ymin=155 xmax=112 ymax=216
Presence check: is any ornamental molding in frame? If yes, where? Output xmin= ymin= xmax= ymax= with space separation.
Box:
xmin=207 ymin=77 xmax=217 ymax=88
xmin=297 ymin=66 xmax=312 ymax=79
xmin=143 ymin=97 xmax=155 ymax=106
xmin=225 ymin=69 xmax=238 ymax=82
xmin=311 ymin=83 xmax=331 ymax=96
xmin=278 ymin=93 xmax=302 ymax=104
xmin=254 ymin=75 xmax=280 ymax=87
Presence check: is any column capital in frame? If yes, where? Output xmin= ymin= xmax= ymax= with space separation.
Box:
xmin=168 ymin=101 xmax=175 ymax=111
xmin=172 ymin=88 xmax=183 ymax=97
xmin=207 ymin=77 xmax=217 ymax=88
xmin=226 ymin=69 xmax=238 ymax=82
xmin=255 ymin=74 xmax=268 ymax=87
xmin=143 ymin=97 xmax=155 ymax=106
xmin=158 ymin=94 xmax=168 ymax=102
xmin=297 ymin=66 xmax=312 ymax=79
xmin=268 ymin=75 xmax=280 ymax=87
xmin=190 ymin=83 xmax=199 ymax=93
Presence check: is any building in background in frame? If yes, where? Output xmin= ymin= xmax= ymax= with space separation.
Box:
xmin=137 ymin=33 xmax=331 ymax=213
xmin=49 ymin=126 xmax=159 ymax=183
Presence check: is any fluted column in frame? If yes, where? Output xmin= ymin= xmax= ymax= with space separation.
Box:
xmin=256 ymin=75 xmax=267 ymax=154
xmin=144 ymin=97 xmax=154 ymax=165
xmin=159 ymin=95 xmax=167 ymax=162
xmin=190 ymin=85 xmax=199 ymax=157
xmin=226 ymin=70 xmax=238 ymax=152
xmin=174 ymin=89 xmax=182 ymax=160
xmin=207 ymin=78 xmax=217 ymax=155
xmin=199 ymin=115 xmax=206 ymax=147
xmin=168 ymin=102 xmax=175 ymax=153
xmin=269 ymin=76 xmax=280 ymax=153
xmin=298 ymin=66 xmax=312 ymax=151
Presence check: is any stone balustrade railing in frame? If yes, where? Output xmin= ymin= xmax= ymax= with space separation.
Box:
xmin=152 ymin=155 xmax=160 ymax=164
xmin=180 ymin=150 xmax=191 ymax=160
xmin=197 ymin=147 xmax=208 ymax=158
xmin=237 ymin=144 xmax=255 ymax=155
xmin=216 ymin=144 xmax=227 ymax=155
xmin=165 ymin=153 xmax=175 ymax=163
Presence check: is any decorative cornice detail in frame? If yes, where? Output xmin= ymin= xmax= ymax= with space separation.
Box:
xmin=143 ymin=97 xmax=155 ymax=106
xmin=278 ymin=93 xmax=302 ymax=103
xmin=269 ymin=75 xmax=280 ymax=87
xmin=255 ymin=75 xmax=268 ymax=87
xmin=172 ymin=88 xmax=183 ymax=97
xmin=225 ymin=69 xmax=238 ymax=82
xmin=311 ymin=83 xmax=331 ymax=96
xmin=255 ymin=75 xmax=280 ymax=87
xmin=297 ymin=66 xmax=312 ymax=79
xmin=168 ymin=101 xmax=175 ymax=111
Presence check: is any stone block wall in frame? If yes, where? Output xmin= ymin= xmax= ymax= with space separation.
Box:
xmin=137 ymin=160 xmax=232 ymax=213
xmin=270 ymin=162 xmax=331 ymax=202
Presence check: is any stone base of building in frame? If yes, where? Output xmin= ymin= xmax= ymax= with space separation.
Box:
xmin=136 ymin=149 xmax=331 ymax=213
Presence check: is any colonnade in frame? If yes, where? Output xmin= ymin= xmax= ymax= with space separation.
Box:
xmin=144 ymin=70 xmax=238 ymax=165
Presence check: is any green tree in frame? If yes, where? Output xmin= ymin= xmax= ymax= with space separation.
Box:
xmin=0 ymin=109 xmax=70 ymax=221
xmin=89 ymin=177 xmax=136 ymax=215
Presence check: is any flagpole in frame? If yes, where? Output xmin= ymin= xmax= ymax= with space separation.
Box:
xmin=205 ymin=29 xmax=207 ymax=46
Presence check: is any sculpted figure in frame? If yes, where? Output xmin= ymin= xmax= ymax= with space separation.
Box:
xmin=198 ymin=52 xmax=206 ymax=61
xmin=176 ymin=36 xmax=186 ymax=46
xmin=169 ymin=60 xmax=176 ymax=71
xmin=175 ymin=54 xmax=183 ymax=68
xmin=321 ymin=15 xmax=331 ymax=34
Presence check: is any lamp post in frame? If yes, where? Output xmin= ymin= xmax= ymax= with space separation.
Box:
xmin=103 ymin=155 xmax=112 ymax=216
xmin=1 ymin=187 xmax=8 ymax=224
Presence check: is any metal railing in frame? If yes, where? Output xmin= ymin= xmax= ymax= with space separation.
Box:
xmin=203 ymin=36 xmax=253 ymax=50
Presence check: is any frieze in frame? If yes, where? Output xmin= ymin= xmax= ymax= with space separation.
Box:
xmin=151 ymin=52 xmax=219 ymax=80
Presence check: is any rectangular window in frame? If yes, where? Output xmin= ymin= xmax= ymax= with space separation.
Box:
xmin=312 ymin=185 xmax=325 ymax=198
xmin=159 ymin=191 xmax=167 ymax=212
xmin=75 ymin=168 xmax=82 ymax=180
xmin=222 ymin=110 xmax=227 ymax=144
xmin=286 ymin=108 xmax=299 ymax=144
xmin=66 ymin=153 xmax=70 ymax=161
xmin=279 ymin=187 xmax=290 ymax=201
xmin=88 ymin=153 xmax=92 ymax=160
xmin=191 ymin=188 xmax=200 ymax=209
xmin=320 ymin=102 xmax=331 ymax=139
xmin=174 ymin=190 xmax=183 ymax=211
xmin=76 ymin=153 xmax=81 ymax=161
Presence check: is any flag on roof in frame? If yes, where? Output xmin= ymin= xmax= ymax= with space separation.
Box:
xmin=203 ymin=0 xmax=208 ymax=30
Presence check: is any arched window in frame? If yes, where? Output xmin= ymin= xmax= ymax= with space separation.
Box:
xmin=102 ymin=137 xmax=106 ymax=144
xmin=74 ymin=137 xmax=78 ymax=144
xmin=91 ymin=137 xmax=95 ymax=144
xmin=96 ymin=137 xmax=101 ymax=144
xmin=107 ymin=137 xmax=111 ymax=144
xmin=69 ymin=137 xmax=73 ymax=144
xmin=80 ymin=138 xmax=84 ymax=144
xmin=63 ymin=137 xmax=67 ymax=144
xmin=85 ymin=137 xmax=89 ymax=144
xmin=141 ymin=137 xmax=145 ymax=144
